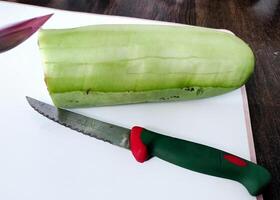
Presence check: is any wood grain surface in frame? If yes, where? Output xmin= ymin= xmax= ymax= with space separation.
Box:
xmin=4 ymin=0 xmax=280 ymax=199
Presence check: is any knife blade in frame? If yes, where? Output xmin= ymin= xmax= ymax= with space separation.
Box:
xmin=0 ymin=14 xmax=52 ymax=53
xmin=26 ymin=96 xmax=270 ymax=196
xmin=26 ymin=96 xmax=130 ymax=149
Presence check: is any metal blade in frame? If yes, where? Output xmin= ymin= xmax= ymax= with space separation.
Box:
xmin=26 ymin=96 xmax=130 ymax=149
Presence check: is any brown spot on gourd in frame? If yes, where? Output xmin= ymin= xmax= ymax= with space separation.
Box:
xmin=196 ymin=88 xmax=204 ymax=96
xmin=184 ymin=87 xmax=195 ymax=92
xmin=86 ymin=88 xmax=91 ymax=95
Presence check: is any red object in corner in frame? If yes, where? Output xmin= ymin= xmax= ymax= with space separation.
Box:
xmin=0 ymin=14 xmax=53 ymax=53
xmin=130 ymin=126 xmax=148 ymax=163
xmin=224 ymin=154 xmax=247 ymax=167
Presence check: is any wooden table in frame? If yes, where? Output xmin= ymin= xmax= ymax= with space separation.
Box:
xmin=5 ymin=0 xmax=280 ymax=199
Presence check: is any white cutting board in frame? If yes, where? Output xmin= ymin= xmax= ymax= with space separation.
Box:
xmin=0 ymin=1 xmax=261 ymax=200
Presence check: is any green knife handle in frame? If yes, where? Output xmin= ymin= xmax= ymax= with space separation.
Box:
xmin=129 ymin=126 xmax=271 ymax=196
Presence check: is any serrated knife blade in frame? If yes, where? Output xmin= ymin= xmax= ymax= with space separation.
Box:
xmin=26 ymin=96 xmax=130 ymax=149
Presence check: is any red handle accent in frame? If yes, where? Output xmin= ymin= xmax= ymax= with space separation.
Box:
xmin=130 ymin=126 xmax=148 ymax=163
xmin=224 ymin=154 xmax=247 ymax=167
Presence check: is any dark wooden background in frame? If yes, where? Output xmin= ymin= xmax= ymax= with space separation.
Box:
xmin=4 ymin=0 xmax=280 ymax=199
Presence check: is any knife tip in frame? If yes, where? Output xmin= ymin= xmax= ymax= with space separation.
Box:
xmin=26 ymin=96 xmax=36 ymax=107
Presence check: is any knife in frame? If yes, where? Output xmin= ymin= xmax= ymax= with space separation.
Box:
xmin=26 ymin=96 xmax=270 ymax=196
xmin=0 ymin=14 xmax=52 ymax=53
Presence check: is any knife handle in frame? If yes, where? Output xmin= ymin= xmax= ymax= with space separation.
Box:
xmin=129 ymin=126 xmax=271 ymax=196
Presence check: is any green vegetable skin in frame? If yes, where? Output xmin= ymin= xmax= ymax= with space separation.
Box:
xmin=38 ymin=24 xmax=254 ymax=108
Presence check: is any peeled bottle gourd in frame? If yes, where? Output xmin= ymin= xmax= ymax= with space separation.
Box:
xmin=38 ymin=24 xmax=254 ymax=108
